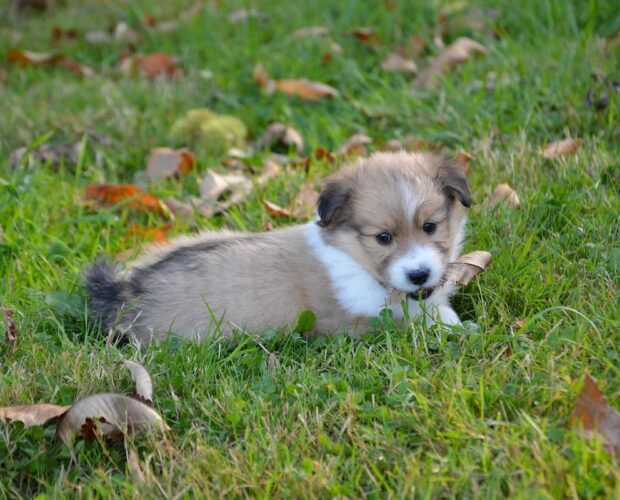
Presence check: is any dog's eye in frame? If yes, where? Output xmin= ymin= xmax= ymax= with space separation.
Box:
xmin=375 ymin=232 xmax=392 ymax=245
xmin=422 ymin=222 xmax=437 ymax=234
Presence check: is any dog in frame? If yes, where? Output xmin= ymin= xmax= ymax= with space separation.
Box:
xmin=85 ymin=151 xmax=472 ymax=342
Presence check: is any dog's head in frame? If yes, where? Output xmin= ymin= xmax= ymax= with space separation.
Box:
xmin=316 ymin=151 xmax=471 ymax=294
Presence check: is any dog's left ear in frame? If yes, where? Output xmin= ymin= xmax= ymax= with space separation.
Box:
xmin=316 ymin=179 xmax=352 ymax=227
xmin=433 ymin=157 xmax=473 ymax=208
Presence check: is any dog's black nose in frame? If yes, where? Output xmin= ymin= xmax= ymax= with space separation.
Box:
xmin=407 ymin=268 xmax=430 ymax=285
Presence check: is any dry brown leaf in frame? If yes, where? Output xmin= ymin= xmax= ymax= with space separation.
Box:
xmin=0 ymin=404 xmax=69 ymax=427
xmin=7 ymin=49 xmax=94 ymax=77
xmin=8 ymin=49 xmax=63 ymax=66
xmin=200 ymin=171 xmax=251 ymax=201
xmin=291 ymin=26 xmax=329 ymax=39
xmin=413 ymin=37 xmax=488 ymax=89
xmin=292 ymin=182 xmax=319 ymax=220
xmin=445 ymin=251 xmax=492 ymax=286
xmin=255 ymin=123 xmax=304 ymax=152
xmin=4 ymin=308 xmax=17 ymax=345
xmin=124 ymin=361 xmax=153 ymax=406
xmin=489 ymin=183 xmax=520 ymax=207
xmin=336 ymin=133 xmax=373 ymax=156
xmin=10 ymin=142 xmax=82 ymax=170
xmin=122 ymin=53 xmax=180 ymax=80
xmin=262 ymin=199 xmax=291 ymax=218
xmin=571 ymin=372 xmax=620 ymax=455
xmin=137 ymin=53 xmax=180 ymax=79
xmin=455 ymin=151 xmax=473 ymax=173
xmin=509 ymin=318 xmax=526 ymax=333
xmin=126 ymin=446 xmax=145 ymax=483
xmin=56 ymin=393 xmax=167 ymax=444
xmin=51 ymin=27 xmax=79 ymax=43
xmin=145 ymin=147 xmax=194 ymax=182
xmin=352 ymin=27 xmax=381 ymax=47
xmin=83 ymin=184 xmax=169 ymax=217
xmin=253 ymin=62 xmax=274 ymax=89
xmin=542 ymin=138 xmax=582 ymax=160
xmin=268 ymin=352 xmax=279 ymax=372
xmin=381 ymin=52 xmax=417 ymax=75
xmin=228 ymin=9 xmax=268 ymax=23
xmin=127 ymin=224 xmax=171 ymax=243
xmin=260 ymin=159 xmax=281 ymax=180
xmin=275 ymin=79 xmax=338 ymax=101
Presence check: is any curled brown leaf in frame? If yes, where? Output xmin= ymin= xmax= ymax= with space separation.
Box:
xmin=56 ymin=393 xmax=167 ymax=444
xmin=488 ymin=183 xmax=520 ymax=207
xmin=381 ymin=52 xmax=417 ymax=75
xmin=124 ymin=361 xmax=154 ymax=406
xmin=3 ymin=308 xmax=17 ymax=345
xmin=413 ymin=37 xmax=488 ymax=89
xmin=571 ymin=372 xmax=620 ymax=455
xmin=255 ymin=123 xmax=304 ymax=152
xmin=542 ymin=138 xmax=582 ymax=160
xmin=445 ymin=251 xmax=492 ymax=286
xmin=0 ymin=404 xmax=69 ymax=427
xmin=145 ymin=147 xmax=194 ymax=182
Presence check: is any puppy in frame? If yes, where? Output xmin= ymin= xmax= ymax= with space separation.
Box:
xmin=86 ymin=151 xmax=472 ymax=342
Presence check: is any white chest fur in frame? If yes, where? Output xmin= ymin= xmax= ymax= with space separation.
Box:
xmin=304 ymin=223 xmax=398 ymax=318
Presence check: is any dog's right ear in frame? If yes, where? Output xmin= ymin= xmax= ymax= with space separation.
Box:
xmin=316 ymin=179 xmax=352 ymax=227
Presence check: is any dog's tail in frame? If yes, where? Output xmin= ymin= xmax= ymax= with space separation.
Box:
xmin=84 ymin=260 xmax=130 ymax=331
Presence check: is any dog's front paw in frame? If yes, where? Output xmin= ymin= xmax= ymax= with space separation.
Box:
xmin=435 ymin=305 xmax=461 ymax=326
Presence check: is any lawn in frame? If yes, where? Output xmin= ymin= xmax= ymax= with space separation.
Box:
xmin=1 ymin=0 xmax=619 ymax=497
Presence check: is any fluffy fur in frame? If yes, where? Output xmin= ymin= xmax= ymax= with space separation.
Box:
xmin=85 ymin=151 xmax=471 ymax=342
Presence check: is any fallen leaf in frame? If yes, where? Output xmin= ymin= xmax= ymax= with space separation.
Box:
xmin=51 ymin=27 xmax=79 ymax=43
xmin=413 ymin=37 xmax=488 ymax=89
xmin=122 ymin=53 xmax=180 ymax=80
xmin=145 ymin=147 xmax=194 ymax=182
xmin=253 ymin=62 xmax=275 ymax=90
xmin=267 ymin=352 xmax=279 ymax=372
xmin=509 ymin=318 xmax=526 ymax=333
xmin=542 ymin=138 xmax=582 ymax=160
xmin=8 ymin=49 xmax=94 ymax=77
xmin=124 ymin=361 xmax=153 ymax=406
xmin=571 ymin=372 xmax=620 ymax=456
xmin=8 ymin=48 xmax=58 ymax=65
xmin=444 ymin=251 xmax=492 ymax=286
xmin=292 ymin=182 xmax=319 ymax=220
xmin=127 ymin=224 xmax=171 ymax=243
xmin=255 ymin=123 xmax=304 ymax=153
xmin=352 ymin=27 xmax=381 ymax=47
xmin=260 ymin=159 xmax=281 ymax=181
xmin=455 ymin=151 xmax=473 ymax=173
xmin=291 ymin=26 xmax=330 ymax=39
xmin=198 ymin=171 xmax=253 ymax=217
xmin=488 ymin=183 xmax=520 ymax=207
xmin=228 ymin=9 xmax=268 ymax=23
xmin=126 ymin=446 xmax=145 ymax=483
xmin=381 ymin=52 xmax=417 ymax=74
xmin=262 ymin=199 xmax=291 ymax=218
xmin=336 ymin=133 xmax=373 ymax=155
xmin=10 ymin=142 xmax=81 ymax=170
xmin=0 ymin=404 xmax=69 ymax=427
xmin=114 ymin=22 xmax=142 ymax=44
xmin=56 ymin=393 xmax=167 ymax=444
xmin=275 ymin=79 xmax=338 ymax=101
xmin=83 ymin=184 xmax=169 ymax=216
xmin=3 ymin=308 xmax=18 ymax=345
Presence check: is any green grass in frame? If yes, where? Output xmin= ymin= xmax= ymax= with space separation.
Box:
xmin=1 ymin=0 xmax=619 ymax=496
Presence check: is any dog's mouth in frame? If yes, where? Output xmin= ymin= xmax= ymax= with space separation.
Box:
xmin=407 ymin=287 xmax=434 ymax=301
